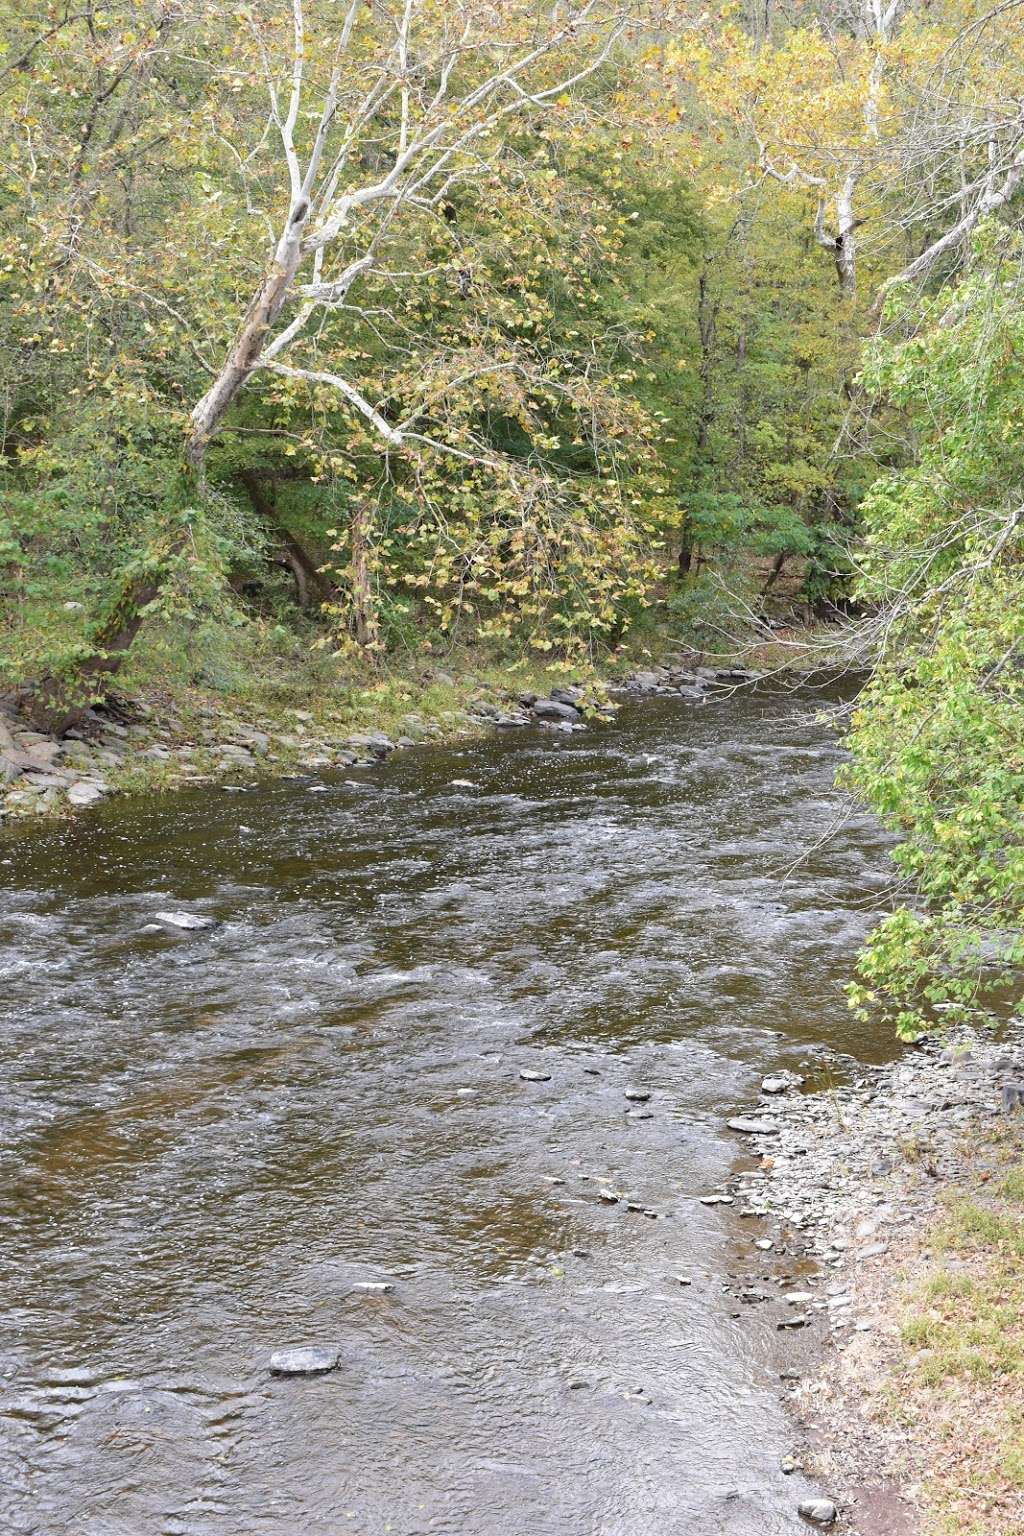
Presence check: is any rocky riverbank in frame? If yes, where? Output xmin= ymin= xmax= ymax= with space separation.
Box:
xmin=0 ymin=657 xmax=762 ymax=822
xmin=715 ymin=1026 xmax=1024 ymax=1533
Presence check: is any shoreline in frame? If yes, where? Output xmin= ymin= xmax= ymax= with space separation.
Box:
xmin=0 ymin=654 xmax=766 ymax=826
xmin=718 ymin=1027 xmax=1024 ymax=1534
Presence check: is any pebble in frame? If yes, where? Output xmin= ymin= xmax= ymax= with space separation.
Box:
xmin=727 ymin=1117 xmax=780 ymax=1135
xmin=624 ymin=1087 xmax=651 ymax=1102
xmin=269 ymin=1347 xmax=338 ymax=1377
xmin=699 ymin=1194 xmax=734 ymax=1206
xmin=777 ymin=1315 xmax=809 ymax=1330
xmin=519 ymin=1069 xmax=551 ymax=1082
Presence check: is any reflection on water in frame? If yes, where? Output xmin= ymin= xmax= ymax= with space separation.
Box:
xmin=0 ymin=684 xmax=896 ymax=1534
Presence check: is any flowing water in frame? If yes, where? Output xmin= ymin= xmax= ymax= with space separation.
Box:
xmin=0 ymin=682 xmax=898 ymax=1535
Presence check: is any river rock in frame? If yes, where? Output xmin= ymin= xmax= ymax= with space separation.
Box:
xmin=269 ymin=1347 xmax=338 ymax=1377
xmin=154 ymin=910 xmax=217 ymax=931
xmin=531 ymin=698 xmax=581 ymax=723
xmin=351 ymin=1281 xmax=393 ymax=1294
xmin=727 ymin=1117 xmax=781 ymax=1135
xmin=761 ymin=1072 xmax=802 ymax=1095
xmin=346 ymin=732 xmax=394 ymax=758
xmin=798 ymin=1497 xmax=837 ymax=1527
xmin=700 ymin=1194 xmax=734 ymax=1206
xmin=624 ymin=1087 xmax=651 ymax=1102
xmin=519 ymin=1068 xmax=551 ymax=1082
xmin=66 ymin=781 xmax=107 ymax=807
xmin=631 ymin=671 xmax=663 ymax=691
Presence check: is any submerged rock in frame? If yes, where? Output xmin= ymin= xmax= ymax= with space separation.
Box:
xmin=269 ymin=1347 xmax=338 ymax=1378
xmin=154 ymin=910 xmax=217 ymax=931
xmin=519 ymin=1068 xmax=552 ymax=1082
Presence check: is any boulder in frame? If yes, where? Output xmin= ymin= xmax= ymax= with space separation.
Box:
xmin=531 ymin=698 xmax=581 ymax=723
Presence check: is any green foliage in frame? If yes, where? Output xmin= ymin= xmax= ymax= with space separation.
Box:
xmin=845 ymin=228 xmax=1024 ymax=1037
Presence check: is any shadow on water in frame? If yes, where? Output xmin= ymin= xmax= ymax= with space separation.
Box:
xmin=0 ymin=681 xmax=898 ymax=1534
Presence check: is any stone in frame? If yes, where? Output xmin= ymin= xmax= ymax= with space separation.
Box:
xmin=154 ymin=910 xmax=217 ymax=931
xmin=761 ymin=1072 xmax=803 ymax=1095
xmin=346 ymin=732 xmax=394 ymax=757
xmin=798 ymin=1498 xmax=837 ymax=1527
xmin=351 ymin=1281 xmax=393 ymax=1294
xmin=699 ymin=1194 xmax=734 ymax=1206
xmin=519 ymin=1068 xmax=551 ymax=1082
xmin=777 ymin=1315 xmax=809 ymax=1330
xmin=235 ymin=729 xmax=271 ymax=756
xmin=66 ymin=781 xmax=106 ymax=807
xmin=531 ymin=698 xmax=581 ymax=723
xmin=624 ymin=1087 xmax=651 ymax=1102
xmin=269 ymin=1347 xmax=338 ymax=1377
xmin=727 ymin=1117 xmax=781 ymax=1135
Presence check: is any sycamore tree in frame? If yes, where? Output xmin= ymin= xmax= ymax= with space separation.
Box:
xmin=1 ymin=0 xmax=683 ymax=728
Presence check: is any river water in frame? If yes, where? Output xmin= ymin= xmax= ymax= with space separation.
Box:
xmin=0 ymin=683 xmax=897 ymax=1535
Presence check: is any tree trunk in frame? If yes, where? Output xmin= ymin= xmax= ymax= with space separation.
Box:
xmin=17 ymin=218 xmax=309 ymax=733
xmin=696 ymin=263 xmax=718 ymax=456
xmin=760 ymin=549 xmax=788 ymax=596
xmin=186 ymin=219 xmax=306 ymax=474
xmin=238 ymin=471 xmax=330 ymax=610
xmin=17 ymin=547 xmax=175 ymax=734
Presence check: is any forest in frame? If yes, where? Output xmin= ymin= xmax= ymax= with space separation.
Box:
xmin=2 ymin=4 xmax=1024 ymax=1531
xmin=4 ymin=0 xmax=1022 ymax=1037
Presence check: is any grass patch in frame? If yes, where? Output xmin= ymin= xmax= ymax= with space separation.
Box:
xmin=895 ymin=1126 xmax=1024 ymax=1534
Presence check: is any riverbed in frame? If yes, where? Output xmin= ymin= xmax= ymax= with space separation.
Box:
xmin=0 ymin=684 xmax=897 ymax=1535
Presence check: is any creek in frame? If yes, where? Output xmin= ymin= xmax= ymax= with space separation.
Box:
xmin=0 ymin=682 xmax=897 ymax=1535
